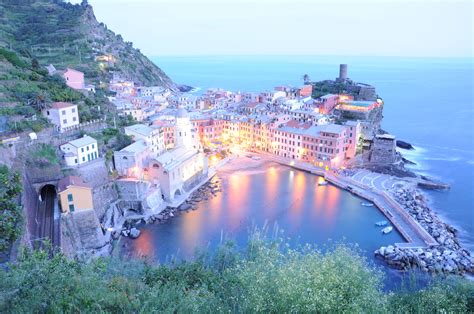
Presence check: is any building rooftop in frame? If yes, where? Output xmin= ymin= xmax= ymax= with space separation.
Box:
xmin=120 ymin=140 xmax=149 ymax=154
xmin=153 ymin=147 xmax=199 ymax=171
xmin=63 ymin=135 xmax=97 ymax=148
xmin=58 ymin=176 xmax=91 ymax=193
xmin=125 ymin=124 xmax=156 ymax=137
xmin=51 ymin=102 xmax=76 ymax=109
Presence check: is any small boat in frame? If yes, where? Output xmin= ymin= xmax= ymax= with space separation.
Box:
xmin=252 ymin=156 xmax=261 ymax=161
xmin=375 ymin=220 xmax=388 ymax=227
xmin=318 ymin=181 xmax=328 ymax=186
xmin=382 ymin=226 xmax=393 ymax=234
xmin=361 ymin=202 xmax=374 ymax=207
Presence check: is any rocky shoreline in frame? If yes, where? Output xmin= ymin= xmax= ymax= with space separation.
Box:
xmin=120 ymin=177 xmax=223 ymax=237
xmin=375 ymin=187 xmax=473 ymax=275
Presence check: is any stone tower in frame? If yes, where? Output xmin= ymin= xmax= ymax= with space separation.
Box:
xmin=339 ymin=64 xmax=348 ymax=81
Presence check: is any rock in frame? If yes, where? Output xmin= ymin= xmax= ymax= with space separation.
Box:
xmin=129 ymin=228 xmax=141 ymax=239
xmin=179 ymin=203 xmax=192 ymax=211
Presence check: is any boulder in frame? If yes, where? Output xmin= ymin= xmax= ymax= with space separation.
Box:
xmin=129 ymin=227 xmax=141 ymax=239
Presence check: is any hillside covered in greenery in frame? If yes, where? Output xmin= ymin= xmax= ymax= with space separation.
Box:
xmin=0 ymin=0 xmax=175 ymax=89
xmin=0 ymin=235 xmax=473 ymax=313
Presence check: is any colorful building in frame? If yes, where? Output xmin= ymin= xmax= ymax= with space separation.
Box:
xmin=63 ymin=68 xmax=85 ymax=90
xmin=57 ymin=176 xmax=93 ymax=213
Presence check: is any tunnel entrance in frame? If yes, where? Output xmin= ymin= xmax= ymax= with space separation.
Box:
xmin=35 ymin=184 xmax=59 ymax=249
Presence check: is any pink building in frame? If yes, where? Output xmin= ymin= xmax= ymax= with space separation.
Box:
xmin=299 ymin=85 xmax=313 ymax=97
xmin=315 ymin=94 xmax=339 ymax=114
xmin=63 ymin=68 xmax=85 ymax=90
xmin=270 ymin=120 xmax=354 ymax=169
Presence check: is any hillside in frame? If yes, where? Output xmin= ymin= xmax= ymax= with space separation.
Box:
xmin=0 ymin=0 xmax=176 ymax=89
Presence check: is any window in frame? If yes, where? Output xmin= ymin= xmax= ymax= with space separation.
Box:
xmin=72 ymin=108 xmax=76 ymax=113
xmin=67 ymin=194 xmax=73 ymax=201
xmin=63 ymin=119 xmax=67 ymax=124
xmin=82 ymin=157 xmax=85 ymax=162
xmin=92 ymin=144 xmax=95 ymax=149
xmin=81 ymin=148 xmax=84 ymax=152
xmin=62 ymin=110 xmax=66 ymax=115
xmin=69 ymin=204 xmax=75 ymax=212
xmin=73 ymin=117 xmax=77 ymax=122
xmin=86 ymin=146 xmax=89 ymax=151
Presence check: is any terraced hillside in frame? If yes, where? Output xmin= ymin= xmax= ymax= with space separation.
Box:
xmin=0 ymin=0 xmax=176 ymax=89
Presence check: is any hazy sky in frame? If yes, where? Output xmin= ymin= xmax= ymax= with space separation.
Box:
xmin=76 ymin=0 xmax=473 ymax=57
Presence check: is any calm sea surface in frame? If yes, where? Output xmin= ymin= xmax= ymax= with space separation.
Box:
xmin=122 ymin=56 xmax=473 ymax=275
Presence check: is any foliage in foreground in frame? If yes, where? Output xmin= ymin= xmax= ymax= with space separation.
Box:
xmin=0 ymin=234 xmax=473 ymax=313
xmin=0 ymin=166 xmax=22 ymax=252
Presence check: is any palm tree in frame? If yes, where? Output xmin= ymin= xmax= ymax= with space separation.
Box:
xmin=28 ymin=91 xmax=51 ymax=112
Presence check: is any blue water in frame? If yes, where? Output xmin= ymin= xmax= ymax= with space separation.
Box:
xmin=151 ymin=55 xmax=474 ymax=252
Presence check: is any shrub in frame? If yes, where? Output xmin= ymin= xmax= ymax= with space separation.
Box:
xmin=0 ymin=234 xmax=472 ymax=312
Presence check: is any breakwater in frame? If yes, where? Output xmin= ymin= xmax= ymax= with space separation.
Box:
xmin=254 ymin=153 xmax=473 ymax=275
xmin=375 ymin=188 xmax=473 ymax=274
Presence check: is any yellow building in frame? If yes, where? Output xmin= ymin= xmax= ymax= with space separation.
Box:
xmin=57 ymin=176 xmax=93 ymax=213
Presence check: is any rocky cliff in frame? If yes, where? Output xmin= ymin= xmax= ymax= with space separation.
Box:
xmin=0 ymin=0 xmax=176 ymax=89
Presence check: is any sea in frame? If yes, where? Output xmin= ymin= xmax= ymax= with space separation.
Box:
xmin=123 ymin=56 xmax=473 ymax=282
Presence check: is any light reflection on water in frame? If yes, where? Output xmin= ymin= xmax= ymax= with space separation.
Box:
xmin=122 ymin=162 xmax=404 ymax=262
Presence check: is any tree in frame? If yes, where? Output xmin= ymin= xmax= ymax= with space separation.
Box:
xmin=302 ymin=74 xmax=311 ymax=84
xmin=31 ymin=58 xmax=39 ymax=70
xmin=27 ymin=91 xmax=50 ymax=112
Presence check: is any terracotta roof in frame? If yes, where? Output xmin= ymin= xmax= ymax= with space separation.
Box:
xmin=284 ymin=119 xmax=312 ymax=129
xmin=57 ymin=176 xmax=91 ymax=193
xmin=51 ymin=102 xmax=76 ymax=109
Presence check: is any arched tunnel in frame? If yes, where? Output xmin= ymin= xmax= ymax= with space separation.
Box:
xmin=35 ymin=184 xmax=59 ymax=249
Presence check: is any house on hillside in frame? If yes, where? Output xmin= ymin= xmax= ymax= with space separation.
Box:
xmin=60 ymin=135 xmax=99 ymax=166
xmin=63 ymin=68 xmax=85 ymax=90
xmin=43 ymin=102 xmax=79 ymax=132
xmin=57 ymin=176 xmax=94 ymax=213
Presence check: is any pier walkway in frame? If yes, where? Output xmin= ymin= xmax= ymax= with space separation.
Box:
xmin=251 ymin=152 xmax=438 ymax=249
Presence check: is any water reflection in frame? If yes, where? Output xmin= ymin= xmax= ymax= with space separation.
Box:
xmin=124 ymin=162 xmax=404 ymax=263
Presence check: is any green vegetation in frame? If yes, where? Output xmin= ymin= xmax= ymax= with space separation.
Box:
xmin=0 ymin=165 xmax=22 ymax=252
xmin=0 ymin=234 xmax=472 ymax=312
xmin=0 ymin=0 xmax=174 ymax=88
xmin=28 ymin=143 xmax=59 ymax=168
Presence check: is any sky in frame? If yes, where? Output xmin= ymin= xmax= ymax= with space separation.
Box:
xmin=74 ymin=0 xmax=473 ymax=57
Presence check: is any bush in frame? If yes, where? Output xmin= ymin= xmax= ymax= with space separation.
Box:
xmin=0 ymin=233 xmax=472 ymax=312
xmin=28 ymin=143 xmax=59 ymax=167
xmin=0 ymin=166 xmax=22 ymax=252
xmin=0 ymin=48 xmax=29 ymax=68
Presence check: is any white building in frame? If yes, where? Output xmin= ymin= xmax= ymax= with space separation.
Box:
xmin=148 ymin=108 xmax=208 ymax=201
xmin=43 ymin=102 xmax=80 ymax=132
xmin=60 ymin=135 xmax=99 ymax=166
xmin=124 ymin=124 xmax=165 ymax=155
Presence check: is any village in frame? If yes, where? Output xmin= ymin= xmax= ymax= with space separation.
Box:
xmin=14 ymin=62 xmax=469 ymax=275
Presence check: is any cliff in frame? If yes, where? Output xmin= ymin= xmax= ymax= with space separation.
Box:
xmin=0 ymin=0 xmax=176 ymax=89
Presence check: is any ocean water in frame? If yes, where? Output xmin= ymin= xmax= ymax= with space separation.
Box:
xmin=150 ymin=55 xmax=473 ymax=252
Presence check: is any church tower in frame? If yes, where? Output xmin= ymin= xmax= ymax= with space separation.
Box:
xmin=175 ymin=107 xmax=198 ymax=150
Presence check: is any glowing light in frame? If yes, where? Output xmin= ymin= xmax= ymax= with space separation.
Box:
xmin=290 ymin=160 xmax=295 ymax=166
xmin=318 ymin=162 xmax=323 ymax=167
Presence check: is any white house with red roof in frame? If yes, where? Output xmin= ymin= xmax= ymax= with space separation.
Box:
xmin=43 ymin=102 xmax=80 ymax=132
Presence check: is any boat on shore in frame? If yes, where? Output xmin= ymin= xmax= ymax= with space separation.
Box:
xmin=361 ymin=202 xmax=374 ymax=207
xmin=318 ymin=180 xmax=328 ymax=186
xmin=375 ymin=220 xmax=388 ymax=227
xmin=382 ymin=226 xmax=393 ymax=234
